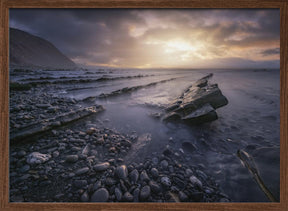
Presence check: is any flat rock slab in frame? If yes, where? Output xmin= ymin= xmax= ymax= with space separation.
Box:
xmin=163 ymin=73 xmax=228 ymax=124
xmin=10 ymin=105 xmax=104 ymax=142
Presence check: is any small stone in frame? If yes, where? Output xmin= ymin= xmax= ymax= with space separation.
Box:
xmin=152 ymin=157 xmax=159 ymax=165
xmin=17 ymin=150 xmax=26 ymax=158
xmin=115 ymin=187 xmax=122 ymax=201
xmin=149 ymin=181 xmax=161 ymax=193
xmin=179 ymin=191 xmax=188 ymax=202
xmin=93 ymin=181 xmax=102 ymax=191
xmin=129 ymin=169 xmax=139 ymax=184
xmin=140 ymin=170 xmax=150 ymax=182
xmin=65 ymin=155 xmax=79 ymax=163
xmin=123 ymin=192 xmax=133 ymax=202
xmin=140 ymin=185 xmax=151 ymax=201
xmin=74 ymin=180 xmax=88 ymax=188
xmin=185 ymin=169 xmax=193 ymax=177
xmin=36 ymin=104 xmax=51 ymax=108
xmin=75 ymin=167 xmax=89 ymax=175
xmin=81 ymin=191 xmax=89 ymax=202
xmin=52 ymin=151 xmax=59 ymax=158
xmin=91 ymin=188 xmax=109 ymax=202
xmin=93 ymin=162 xmax=110 ymax=172
xmin=116 ymin=165 xmax=128 ymax=179
xmin=163 ymin=148 xmax=173 ymax=156
xmin=150 ymin=168 xmax=159 ymax=178
xmin=105 ymin=177 xmax=117 ymax=186
xmin=160 ymin=160 xmax=169 ymax=170
xmin=160 ymin=177 xmax=171 ymax=187
xmin=19 ymin=165 xmax=30 ymax=173
xmin=26 ymin=152 xmax=51 ymax=164
xmin=133 ymin=188 xmax=140 ymax=202
xmin=189 ymin=176 xmax=203 ymax=189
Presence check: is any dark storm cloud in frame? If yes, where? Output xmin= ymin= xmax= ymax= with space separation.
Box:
xmin=9 ymin=9 xmax=280 ymax=68
xmin=261 ymin=48 xmax=280 ymax=56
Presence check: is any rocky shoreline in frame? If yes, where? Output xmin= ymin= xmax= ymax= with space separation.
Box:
xmin=10 ymin=125 xmax=229 ymax=202
xmin=9 ymin=72 xmax=230 ymax=202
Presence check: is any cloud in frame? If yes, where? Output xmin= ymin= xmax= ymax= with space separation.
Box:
xmin=261 ymin=48 xmax=280 ymax=56
xmin=9 ymin=9 xmax=280 ymax=68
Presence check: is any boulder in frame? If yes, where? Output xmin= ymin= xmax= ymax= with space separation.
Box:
xmin=163 ymin=73 xmax=228 ymax=124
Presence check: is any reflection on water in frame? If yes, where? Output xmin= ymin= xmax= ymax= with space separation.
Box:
xmin=12 ymin=68 xmax=280 ymax=201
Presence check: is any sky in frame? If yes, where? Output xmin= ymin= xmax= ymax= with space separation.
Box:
xmin=9 ymin=9 xmax=280 ymax=69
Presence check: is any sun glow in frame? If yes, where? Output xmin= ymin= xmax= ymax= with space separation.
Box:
xmin=164 ymin=40 xmax=196 ymax=53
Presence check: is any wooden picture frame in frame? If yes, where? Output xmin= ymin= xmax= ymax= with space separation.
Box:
xmin=1 ymin=0 xmax=287 ymax=210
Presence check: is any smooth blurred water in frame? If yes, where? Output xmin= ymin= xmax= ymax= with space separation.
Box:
xmin=12 ymin=67 xmax=280 ymax=202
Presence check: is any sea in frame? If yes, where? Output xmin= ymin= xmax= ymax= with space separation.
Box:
xmin=11 ymin=67 xmax=280 ymax=202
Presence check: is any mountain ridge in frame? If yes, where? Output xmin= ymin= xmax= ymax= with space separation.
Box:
xmin=9 ymin=28 xmax=77 ymax=69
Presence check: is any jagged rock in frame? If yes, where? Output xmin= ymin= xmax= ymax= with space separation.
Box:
xmin=163 ymin=74 xmax=228 ymax=124
xmin=10 ymin=105 xmax=104 ymax=142
xmin=26 ymin=152 xmax=51 ymax=164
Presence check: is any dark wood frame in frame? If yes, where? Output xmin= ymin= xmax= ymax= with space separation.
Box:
xmin=1 ymin=0 xmax=287 ymax=210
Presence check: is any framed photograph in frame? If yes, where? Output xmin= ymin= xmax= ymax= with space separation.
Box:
xmin=1 ymin=0 xmax=287 ymax=210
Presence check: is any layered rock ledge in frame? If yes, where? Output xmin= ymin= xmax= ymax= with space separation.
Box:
xmin=162 ymin=73 xmax=228 ymax=124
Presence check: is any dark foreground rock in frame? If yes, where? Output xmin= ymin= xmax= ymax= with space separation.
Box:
xmin=10 ymin=122 xmax=230 ymax=202
xmin=163 ymin=73 xmax=228 ymax=124
xmin=10 ymin=105 xmax=104 ymax=142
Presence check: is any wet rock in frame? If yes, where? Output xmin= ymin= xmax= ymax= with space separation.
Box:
xmin=185 ymin=169 xmax=193 ymax=177
xmin=179 ymin=191 xmax=188 ymax=202
xmin=163 ymin=74 xmax=228 ymax=124
xmin=140 ymin=185 xmax=151 ymax=201
xmin=105 ymin=177 xmax=117 ymax=186
xmin=52 ymin=151 xmax=59 ymax=158
xmin=17 ymin=150 xmax=26 ymax=158
xmin=123 ymin=192 xmax=133 ymax=202
xmin=93 ymin=181 xmax=102 ymax=191
xmin=133 ymin=188 xmax=140 ymax=202
xmin=150 ymin=168 xmax=159 ymax=178
xmin=163 ymin=148 xmax=173 ymax=157
xmin=191 ymin=191 xmax=204 ymax=202
xmin=75 ymin=167 xmax=89 ymax=175
xmin=115 ymin=187 xmax=122 ymax=201
xmin=152 ymin=157 xmax=159 ymax=165
xmin=140 ymin=170 xmax=150 ymax=182
xmin=81 ymin=191 xmax=89 ymax=202
xmin=149 ymin=181 xmax=161 ymax=193
xmin=189 ymin=176 xmax=203 ymax=189
xmin=116 ymin=165 xmax=128 ymax=179
xmin=65 ymin=155 xmax=78 ymax=163
xmin=19 ymin=164 xmax=30 ymax=173
xmin=160 ymin=160 xmax=169 ymax=170
xmin=74 ymin=180 xmax=88 ymax=188
xmin=219 ymin=198 xmax=230 ymax=202
xmin=161 ymin=177 xmax=171 ymax=187
xmin=91 ymin=188 xmax=109 ymax=202
xmin=26 ymin=152 xmax=51 ymax=164
xmin=129 ymin=169 xmax=139 ymax=184
xmin=182 ymin=142 xmax=197 ymax=153
xmin=36 ymin=104 xmax=51 ymax=108
xmin=93 ymin=162 xmax=110 ymax=172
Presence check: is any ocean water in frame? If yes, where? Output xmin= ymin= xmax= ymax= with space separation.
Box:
xmin=12 ymin=68 xmax=280 ymax=202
